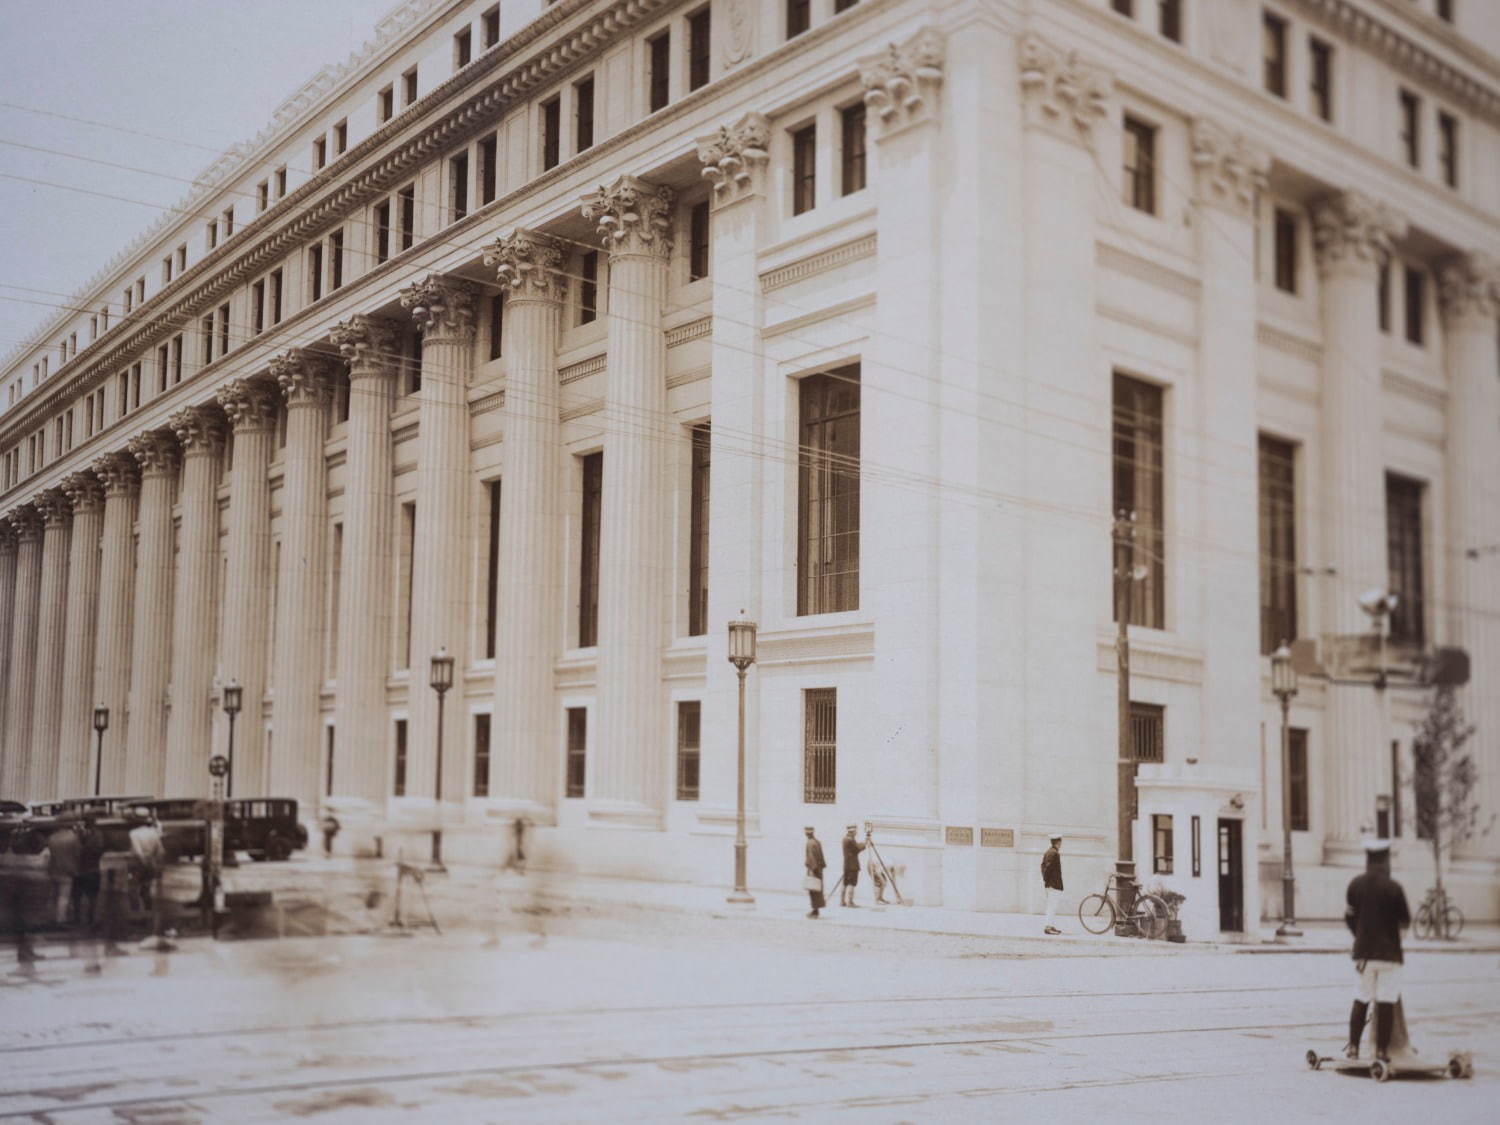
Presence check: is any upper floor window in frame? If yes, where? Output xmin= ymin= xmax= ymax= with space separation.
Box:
xmin=1436 ymin=0 xmax=1454 ymax=21
xmin=449 ymin=150 xmax=469 ymax=222
xmin=1399 ymin=89 xmax=1420 ymax=168
xmin=579 ymin=251 xmax=599 ymax=325
xmin=1258 ymin=434 xmax=1297 ymax=654
xmin=1404 ymin=266 xmax=1425 ymax=345
xmin=688 ymin=7 xmax=711 ymax=91
xmin=482 ymin=5 xmax=500 ymax=48
xmin=787 ymin=0 xmax=811 ymax=38
xmin=1386 ymin=473 xmax=1425 ymax=647
xmin=162 ymin=255 xmax=173 ymax=284
xmin=1309 ymin=38 xmax=1333 ymax=122
xmin=455 ymin=26 xmax=472 ymax=69
xmin=798 ymin=366 xmax=861 ymax=615
xmin=575 ymin=77 xmax=595 ymax=153
xmin=1111 ymin=0 xmax=1134 ymax=14
xmin=333 ymin=119 xmax=348 ymax=154
xmin=792 ymin=123 xmax=816 ymax=215
xmin=313 ymin=135 xmax=327 ymax=170
xmin=841 ymin=103 xmax=867 ymax=196
xmin=578 ymin=454 xmax=603 ymax=647
xmin=1263 ymin=12 xmax=1287 ymax=98
xmin=1122 ymin=115 xmax=1156 ymax=214
xmin=402 ymin=67 xmax=418 ymax=107
xmin=222 ymin=206 xmax=235 ymax=237
xmin=375 ymin=200 xmax=392 ymax=263
xmin=1159 ymin=0 xmax=1182 ymax=42
xmin=647 ymin=31 xmax=670 ymax=112
xmin=1438 ymin=111 xmax=1458 ymax=188
xmin=689 ymin=424 xmax=711 ymax=633
xmin=378 ymin=84 xmax=395 ymax=122
xmin=175 ymin=244 xmax=187 ymax=273
xmin=1273 ymin=208 xmax=1297 ymax=294
xmin=1113 ymin=372 xmax=1165 ymax=629
xmin=398 ymin=183 xmax=416 ymax=250
xmin=688 ymin=200 xmax=710 ymax=281
xmin=1377 ymin=261 xmax=1391 ymax=332
xmin=479 ymin=133 xmax=498 ymax=205
xmin=275 ymin=166 xmax=287 ymax=198
xmin=541 ymin=95 xmax=561 ymax=170
xmin=256 ymin=180 xmax=269 ymax=212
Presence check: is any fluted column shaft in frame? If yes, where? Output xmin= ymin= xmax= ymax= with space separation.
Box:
xmin=582 ymin=177 xmax=674 ymax=825
xmin=29 ymin=495 xmax=73 ymax=797
xmin=270 ymin=353 xmax=333 ymax=812
xmin=330 ymin=316 xmax=399 ymax=807
xmin=217 ymin=379 xmax=277 ymax=799
xmin=2 ymin=511 xmax=42 ymax=797
xmin=92 ymin=457 xmax=138 ymax=793
xmin=484 ymin=233 xmax=565 ymax=814
xmin=126 ymin=433 xmax=179 ymax=796
xmin=58 ymin=474 xmax=104 ymax=797
xmin=0 ymin=530 xmax=17 ymax=790
xmin=164 ymin=409 xmax=224 ymax=796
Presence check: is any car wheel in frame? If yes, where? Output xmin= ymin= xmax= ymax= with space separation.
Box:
xmin=265 ymin=832 xmax=292 ymax=862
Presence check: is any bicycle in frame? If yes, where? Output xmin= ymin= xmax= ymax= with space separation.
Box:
xmin=1077 ymin=872 xmax=1169 ymax=939
xmin=1412 ymin=885 xmax=1464 ymax=941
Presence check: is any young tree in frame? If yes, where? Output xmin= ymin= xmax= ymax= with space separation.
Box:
xmin=1409 ymin=686 xmax=1490 ymax=937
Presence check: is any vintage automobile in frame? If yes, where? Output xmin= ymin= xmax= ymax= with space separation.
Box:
xmin=133 ymin=797 xmax=309 ymax=862
xmin=30 ymin=795 xmax=154 ymax=818
xmin=0 ymin=799 xmax=28 ymax=816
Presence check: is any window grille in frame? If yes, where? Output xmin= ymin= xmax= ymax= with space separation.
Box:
xmin=803 ymin=689 xmax=837 ymax=804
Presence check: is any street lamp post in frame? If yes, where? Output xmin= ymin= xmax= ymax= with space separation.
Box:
xmin=91 ymin=704 xmax=109 ymax=797
xmin=1271 ymin=642 xmax=1301 ymax=938
xmin=429 ymin=647 xmax=455 ymax=872
xmin=727 ymin=611 xmax=758 ymax=905
xmin=222 ymin=679 xmax=242 ymax=799
xmin=1111 ymin=510 xmax=1143 ymax=934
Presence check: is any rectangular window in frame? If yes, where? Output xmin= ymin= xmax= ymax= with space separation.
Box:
xmin=171 ymin=334 xmax=183 ymax=384
xmin=542 ymin=96 xmax=561 ymax=170
xmin=579 ymin=251 xmax=598 ymax=324
xmin=1191 ymin=814 xmax=1201 ymax=876
xmin=313 ymin=135 xmax=327 ymax=170
xmin=222 ymin=206 xmax=235 ymax=237
xmin=325 ymin=725 xmax=335 ymax=797
xmin=472 ymin=712 xmax=490 ymax=797
xmin=1391 ymin=740 xmax=1403 ymax=838
xmin=450 ymin=150 xmax=469 ymax=222
xmin=1378 ymin=261 xmax=1391 ymax=333
xmin=334 ymin=363 xmax=351 ymax=423
xmin=688 ymin=200 xmax=710 ymax=282
xmin=100 ymin=305 xmax=109 ymax=331
xmin=399 ymin=184 xmax=416 ymax=250
xmin=482 ymin=6 xmax=500 ymax=48
xmin=689 ymin=424 xmax=710 ymax=635
xmin=488 ymin=291 xmax=504 ymax=361
xmin=375 ymin=200 xmax=392 ymax=263
xmin=1112 ymin=0 xmax=1134 ymax=14
xmin=455 ymin=26 xmax=472 ymax=69
xmin=379 ymin=84 xmax=395 ymax=122
xmin=479 ymin=133 xmax=498 ymax=204
xmin=162 ymin=256 xmax=173 ymax=284
xmin=579 ymin=453 xmax=603 ymax=647
xmin=330 ymin=230 xmax=344 ymax=291
xmin=1273 ymin=208 xmax=1297 ymax=293
xmin=803 ymin=688 xmax=837 ymax=803
xmin=206 ymin=219 xmax=218 ymax=250
xmin=648 ymin=31 xmax=671 ymax=112
xmin=1288 ymin=728 xmax=1309 ymax=832
xmin=575 ymin=76 xmax=595 ymax=153
xmin=565 ymin=707 xmax=587 ymax=798
xmin=124 ymin=286 xmax=133 ymax=313
xmin=393 ymin=718 xmax=408 ymax=796
xmin=201 ymin=314 xmax=215 ymax=364
xmin=1258 ymin=435 xmax=1297 ymax=655
xmin=1112 ymin=373 xmax=1165 ymax=628
xmin=136 ymin=278 xmax=145 ymax=305
xmin=402 ymin=67 xmax=418 ymax=107
xmin=1404 ymin=266 xmax=1424 ymax=345
xmin=157 ymin=344 xmax=169 ymax=393
xmin=275 ymin=166 xmax=287 ymax=198
xmin=787 ymin=0 xmax=811 ymax=38
xmin=841 ymin=103 xmax=867 ymax=196
xmin=256 ymin=180 xmax=269 ymax=212
xmin=252 ymin=280 xmax=266 ymax=335
xmin=1309 ymin=37 xmax=1333 ymax=122
xmin=792 ymin=123 xmax=816 ymax=215
xmin=1159 ymin=0 xmax=1181 ymax=42
xmin=269 ymin=268 xmax=283 ymax=325
xmin=676 ymin=701 xmax=701 ymax=800
xmin=688 ymin=7 xmax=711 ymax=91
xmin=1386 ymin=473 xmax=1425 ymax=647
xmin=308 ymin=243 xmax=324 ymax=302
xmin=1130 ymin=702 xmax=1165 ymax=763
xmin=485 ymin=479 xmax=501 ymax=659
xmin=1437 ymin=0 xmax=1454 ymax=21
xmin=1263 ymin=12 xmax=1287 ymax=97
xmin=401 ymin=327 xmax=423 ymax=396
xmin=798 ymin=366 xmax=861 ymax=615
xmin=1399 ymin=89 xmax=1420 ymax=168
xmin=398 ymin=502 xmax=416 ymax=668
xmin=1122 ymin=115 xmax=1156 ymax=214
xmin=1438 ymin=111 xmax=1458 ymax=188
xmin=1153 ymin=814 xmax=1174 ymax=874
xmin=333 ymin=119 xmax=348 ymax=154
xmin=218 ymin=303 xmax=230 ymax=355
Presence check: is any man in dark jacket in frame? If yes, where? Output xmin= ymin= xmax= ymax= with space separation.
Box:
xmin=804 ymin=827 xmax=825 ymax=918
xmin=840 ymin=825 xmax=866 ymax=907
xmin=1344 ymin=839 xmax=1410 ymax=1061
xmin=1042 ymin=835 xmax=1064 ymax=935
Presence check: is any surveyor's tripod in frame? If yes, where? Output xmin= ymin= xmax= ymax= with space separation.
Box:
xmin=830 ymin=829 xmax=908 ymax=905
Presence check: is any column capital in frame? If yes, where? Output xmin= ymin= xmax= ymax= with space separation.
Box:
xmin=127 ymin=429 xmax=180 ymax=479
xmin=1438 ymin=253 xmax=1500 ymax=330
xmin=270 ymin=348 xmax=338 ymax=407
xmin=1018 ymin=31 xmax=1112 ymax=148
xmin=1190 ymin=118 xmax=1269 ymax=217
xmin=92 ymin=451 xmax=139 ymax=497
xmin=216 ymin=377 xmax=279 ymax=432
xmin=484 ymin=230 xmax=568 ymax=303
xmin=400 ymin=274 xmax=479 ymax=342
xmin=5 ymin=502 xmax=42 ymax=541
xmin=330 ymin=314 xmax=401 ymax=381
xmin=581 ymin=175 xmax=675 ymax=259
xmin=168 ymin=404 xmax=226 ymax=455
xmin=696 ymin=113 xmax=771 ymax=208
xmin=858 ymin=26 xmax=945 ymax=140
xmin=62 ymin=470 xmax=104 ymax=514
xmin=35 ymin=488 xmax=72 ymax=529
xmin=1311 ymin=191 xmax=1407 ymax=279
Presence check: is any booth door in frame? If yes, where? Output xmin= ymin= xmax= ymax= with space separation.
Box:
xmin=1217 ymin=819 xmax=1244 ymax=932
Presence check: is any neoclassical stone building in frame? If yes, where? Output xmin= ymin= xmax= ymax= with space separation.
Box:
xmin=1 ymin=0 xmax=1497 ymax=935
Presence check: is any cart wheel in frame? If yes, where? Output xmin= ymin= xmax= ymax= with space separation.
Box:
xmin=1305 ymin=1049 xmax=1321 ymax=1071
xmin=1370 ymin=1059 xmax=1391 ymax=1083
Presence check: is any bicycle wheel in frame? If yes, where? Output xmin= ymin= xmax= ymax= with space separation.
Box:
xmin=1413 ymin=903 xmax=1434 ymax=941
xmin=1078 ymin=893 xmax=1116 ymax=934
xmin=1443 ymin=903 xmax=1464 ymax=940
xmin=1132 ymin=893 xmax=1169 ymax=941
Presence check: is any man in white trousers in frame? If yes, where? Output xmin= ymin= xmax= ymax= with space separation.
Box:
xmin=1042 ymin=835 xmax=1064 ymax=935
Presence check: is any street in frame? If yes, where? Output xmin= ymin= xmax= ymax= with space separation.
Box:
xmin=2 ymin=899 xmax=1497 ymax=1123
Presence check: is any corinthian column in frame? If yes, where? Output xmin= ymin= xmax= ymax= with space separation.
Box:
xmin=329 ymin=315 xmax=400 ymax=810
xmin=483 ymin=231 xmax=566 ymax=816
xmin=125 ymin=430 xmax=179 ymax=796
xmin=580 ymin=175 xmax=675 ymax=827
xmin=269 ymin=349 xmax=335 ymax=812
xmin=1311 ymin=190 xmax=1408 ymax=855
xmin=58 ymin=471 xmax=105 ymax=797
xmin=2 ymin=506 xmax=42 ymax=797
xmin=92 ymin=453 xmax=138 ymax=793
xmin=164 ymin=405 xmax=225 ymax=796
xmin=216 ymin=377 xmax=278 ymax=799
xmin=0 ymin=522 xmax=17 ymax=790
xmin=28 ymin=490 xmax=73 ymax=797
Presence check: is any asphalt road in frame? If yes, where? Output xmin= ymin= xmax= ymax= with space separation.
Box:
xmin=2 ymin=906 xmax=1496 ymax=1123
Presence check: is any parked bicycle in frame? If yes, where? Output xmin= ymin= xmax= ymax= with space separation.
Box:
xmin=1412 ymin=885 xmax=1464 ymax=940
xmin=1077 ymin=872 xmax=1169 ymax=939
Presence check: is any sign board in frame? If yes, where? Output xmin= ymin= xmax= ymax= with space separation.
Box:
xmin=980 ymin=828 xmax=1015 ymax=848
xmin=208 ymin=754 xmax=229 ymax=778
xmin=944 ymin=826 xmax=974 ymax=846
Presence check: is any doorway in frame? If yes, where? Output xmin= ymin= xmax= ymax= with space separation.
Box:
xmin=1217 ymin=818 xmax=1244 ymax=932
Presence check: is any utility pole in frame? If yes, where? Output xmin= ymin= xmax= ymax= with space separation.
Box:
xmin=1112 ymin=510 xmax=1139 ymax=934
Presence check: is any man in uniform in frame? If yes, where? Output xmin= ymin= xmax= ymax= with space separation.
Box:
xmin=1041 ymin=835 xmax=1064 ymax=935
xmin=804 ymin=827 xmax=826 ymax=919
xmin=1344 ymin=838 xmax=1411 ymax=1061
xmin=840 ymin=825 xmax=866 ymax=907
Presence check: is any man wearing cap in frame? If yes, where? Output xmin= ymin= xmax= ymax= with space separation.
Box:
xmin=1344 ymin=838 xmax=1411 ymax=1061
xmin=804 ymin=827 xmax=826 ymax=918
xmin=839 ymin=825 xmax=867 ymax=907
xmin=1041 ymin=835 xmax=1064 ymax=935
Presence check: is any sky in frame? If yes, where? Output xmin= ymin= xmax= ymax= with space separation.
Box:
xmin=0 ymin=0 xmax=397 ymax=363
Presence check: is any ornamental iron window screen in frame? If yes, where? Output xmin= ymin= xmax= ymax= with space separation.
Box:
xmin=797 ymin=368 xmax=860 ymax=615
xmin=677 ymin=701 xmax=701 ymax=801
xmin=1288 ymin=727 xmax=1309 ymax=832
xmin=566 ymin=707 xmax=587 ymax=798
xmin=803 ymin=688 xmax=837 ymax=804
xmin=1385 ymin=472 xmax=1425 ymax=647
xmin=1130 ymin=702 xmax=1165 ymax=763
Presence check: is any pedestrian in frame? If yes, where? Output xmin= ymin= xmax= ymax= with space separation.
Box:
xmin=320 ymin=811 xmax=341 ymax=858
xmin=1344 ymin=837 xmax=1411 ymax=1062
xmin=73 ymin=817 xmax=104 ymax=931
xmin=840 ymin=824 xmax=866 ymax=907
xmin=804 ymin=827 xmax=826 ymax=919
xmin=504 ymin=816 xmax=528 ymax=874
xmin=128 ymin=811 xmax=166 ymax=914
xmin=1041 ymin=835 xmax=1064 ymax=935
xmin=46 ymin=822 xmax=83 ymax=928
